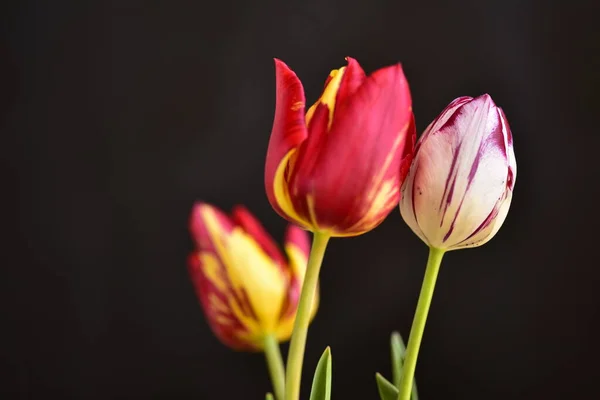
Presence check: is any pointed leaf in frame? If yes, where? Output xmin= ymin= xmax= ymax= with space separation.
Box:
xmin=411 ymin=381 xmax=420 ymax=400
xmin=376 ymin=373 xmax=399 ymax=400
xmin=265 ymin=393 xmax=274 ymax=400
xmin=309 ymin=347 xmax=332 ymax=400
xmin=390 ymin=331 xmax=406 ymax=388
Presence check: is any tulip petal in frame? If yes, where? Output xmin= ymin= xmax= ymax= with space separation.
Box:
xmin=189 ymin=204 xmax=288 ymax=343
xmin=405 ymin=94 xmax=513 ymax=249
xmin=230 ymin=205 xmax=287 ymax=268
xmin=399 ymin=113 xmax=417 ymax=187
xmin=275 ymin=225 xmax=319 ymax=340
xmin=334 ymin=57 xmax=366 ymax=107
xmin=265 ymin=59 xmax=311 ymax=228
xmin=417 ymin=96 xmax=473 ymax=149
xmin=189 ymin=202 xmax=235 ymax=253
xmin=453 ymin=189 xmax=512 ymax=248
xmin=292 ymin=63 xmax=413 ymax=236
xmin=187 ymin=252 xmax=260 ymax=351
xmin=305 ymin=57 xmax=365 ymax=128
xmin=498 ymin=107 xmax=517 ymax=189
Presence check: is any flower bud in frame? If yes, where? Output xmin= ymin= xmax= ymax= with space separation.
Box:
xmin=188 ymin=203 xmax=318 ymax=351
xmin=265 ymin=57 xmax=415 ymax=237
xmin=399 ymin=94 xmax=516 ymax=250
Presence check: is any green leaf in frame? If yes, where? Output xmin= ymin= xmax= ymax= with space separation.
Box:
xmin=265 ymin=393 xmax=274 ymax=400
xmin=376 ymin=373 xmax=398 ymax=400
xmin=389 ymin=331 xmax=420 ymax=400
xmin=390 ymin=331 xmax=406 ymax=388
xmin=411 ymin=378 xmax=420 ymax=400
xmin=309 ymin=346 xmax=332 ymax=400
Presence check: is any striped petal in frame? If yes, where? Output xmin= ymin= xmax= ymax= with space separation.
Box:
xmin=400 ymin=94 xmax=516 ymax=250
xmin=265 ymin=59 xmax=311 ymax=229
xmin=188 ymin=203 xmax=288 ymax=348
xmin=275 ymin=225 xmax=319 ymax=340
xmin=187 ymin=253 xmax=260 ymax=350
xmin=290 ymin=63 xmax=413 ymax=236
xmin=230 ymin=205 xmax=287 ymax=268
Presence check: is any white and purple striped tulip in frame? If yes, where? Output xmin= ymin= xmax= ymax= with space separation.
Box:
xmin=399 ymin=94 xmax=516 ymax=251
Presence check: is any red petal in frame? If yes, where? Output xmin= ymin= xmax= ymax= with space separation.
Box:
xmin=279 ymin=225 xmax=311 ymax=320
xmin=230 ymin=205 xmax=287 ymax=267
xmin=189 ymin=202 xmax=234 ymax=253
xmin=264 ymin=59 xmax=309 ymax=217
xmin=284 ymin=224 xmax=311 ymax=260
xmin=187 ymin=253 xmax=258 ymax=351
xmin=399 ymin=113 xmax=417 ymax=188
xmin=334 ymin=57 xmax=366 ymax=108
xmin=292 ymin=63 xmax=413 ymax=234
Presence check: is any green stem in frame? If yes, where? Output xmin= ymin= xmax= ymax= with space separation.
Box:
xmin=264 ymin=334 xmax=286 ymax=400
xmin=397 ymin=247 xmax=445 ymax=400
xmin=285 ymin=232 xmax=330 ymax=400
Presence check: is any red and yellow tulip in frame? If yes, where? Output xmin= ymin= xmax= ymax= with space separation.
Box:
xmin=188 ymin=203 xmax=318 ymax=351
xmin=265 ymin=57 xmax=415 ymax=237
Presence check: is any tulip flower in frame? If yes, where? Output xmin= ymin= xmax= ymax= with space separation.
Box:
xmin=265 ymin=57 xmax=415 ymax=238
xmin=399 ymin=94 xmax=516 ymax=251
xmin=395 ymin=94 xmax=517 ymax=400
xmin=264 ymin=57 xmax=415 ymax=400
xmin=188 ymin=203 xmax=317 ymax=400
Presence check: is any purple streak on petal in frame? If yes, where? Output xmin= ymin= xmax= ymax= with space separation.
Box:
xmin=434 ymin=97 xmax=471 ymax=132
xmin=507 ymin=167 xmax=514 ymax=190
xmin=443 ymin=175 xmax=457 ymax=217
xmin=442 ymin=195 xmax=466 ymax=242
xmin=457 ymin=201 xmax=502 ymax=244
xmin=437 ymin=105 xmax=464 ymax=135
xmin=467 ymin=142 xmax=485 ymax=186
xmin=467 ymin=118 xmax=501 ymax=187
xmin=410 ymin=163 xmax=432 ymax=244
xmin=498 ymin=107 xmax=513 ymax=146
xmin=411 ymin=163 xmax=420 ymax=227
xmin=439 ymin=140 xmax=463 ymax=226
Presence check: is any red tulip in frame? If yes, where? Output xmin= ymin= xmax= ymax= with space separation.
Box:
xmin=265 ymin=57 xmax=415 ymax=237
xmin=188 ymin=203 xmax=318 ymax=351
xmin=400 ymin=94 xmax=517 ymax=250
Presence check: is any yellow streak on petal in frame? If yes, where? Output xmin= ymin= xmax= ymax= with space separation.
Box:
xmin=320 ymin=67 xmax=345 ymax=128
xmin=305 ymin=102 xmax=318 ymax=125
xmin=274 ymin=243 xmax=320 ymax=342
xmin=208 ymin=292 xmax=230 ymax=314
xmin=202 ymin=207 xmax=288 ymax=336
xmin=305 ymin=194 xmax=320 ymax=229
xmin=284 ymin=243 xmax=307 ymax=282
xmin=215 ymin=315 xmax=232 ymax=325
xmin=273 ymin=150 xmax=312 ymax=228
xmin=305 ymin=67 xmax=347 ymax=129
xmin=341 ymin=129 xmax=406 ymax=235
xmin=201 ymin=253 xmax=227 ymax=292
xmin=200 ymin=251 xmax=260 ymax=335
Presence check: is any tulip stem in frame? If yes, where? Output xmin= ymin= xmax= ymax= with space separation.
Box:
xmin=264 ymin=334 xmax=286 ymax=400
xmin=285 ymin=232 xmax=330 ymax=400
xmin=397 ymin=247 xmax=445 ymax=400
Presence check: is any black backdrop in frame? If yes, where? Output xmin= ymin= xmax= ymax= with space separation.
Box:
xmin=2 ymin=0 xmax=599 ymax=399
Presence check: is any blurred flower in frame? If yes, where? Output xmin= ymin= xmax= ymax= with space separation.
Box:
xmin=188 ymin=203 xmax=318 ymax=351
xmin=265 ymin=57 xmax=415 ymax=237
xmin=400 ymin=94 xmax=517 ymax=251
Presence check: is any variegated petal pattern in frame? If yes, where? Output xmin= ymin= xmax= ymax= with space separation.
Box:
xmin=400 ymin=94 xmax=516 ymax=251
xmin=188 ymin=203 xmax=317 ymax=350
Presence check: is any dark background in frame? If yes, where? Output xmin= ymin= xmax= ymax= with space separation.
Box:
xmin=2 ymin=0 xmax=599 ymax=399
